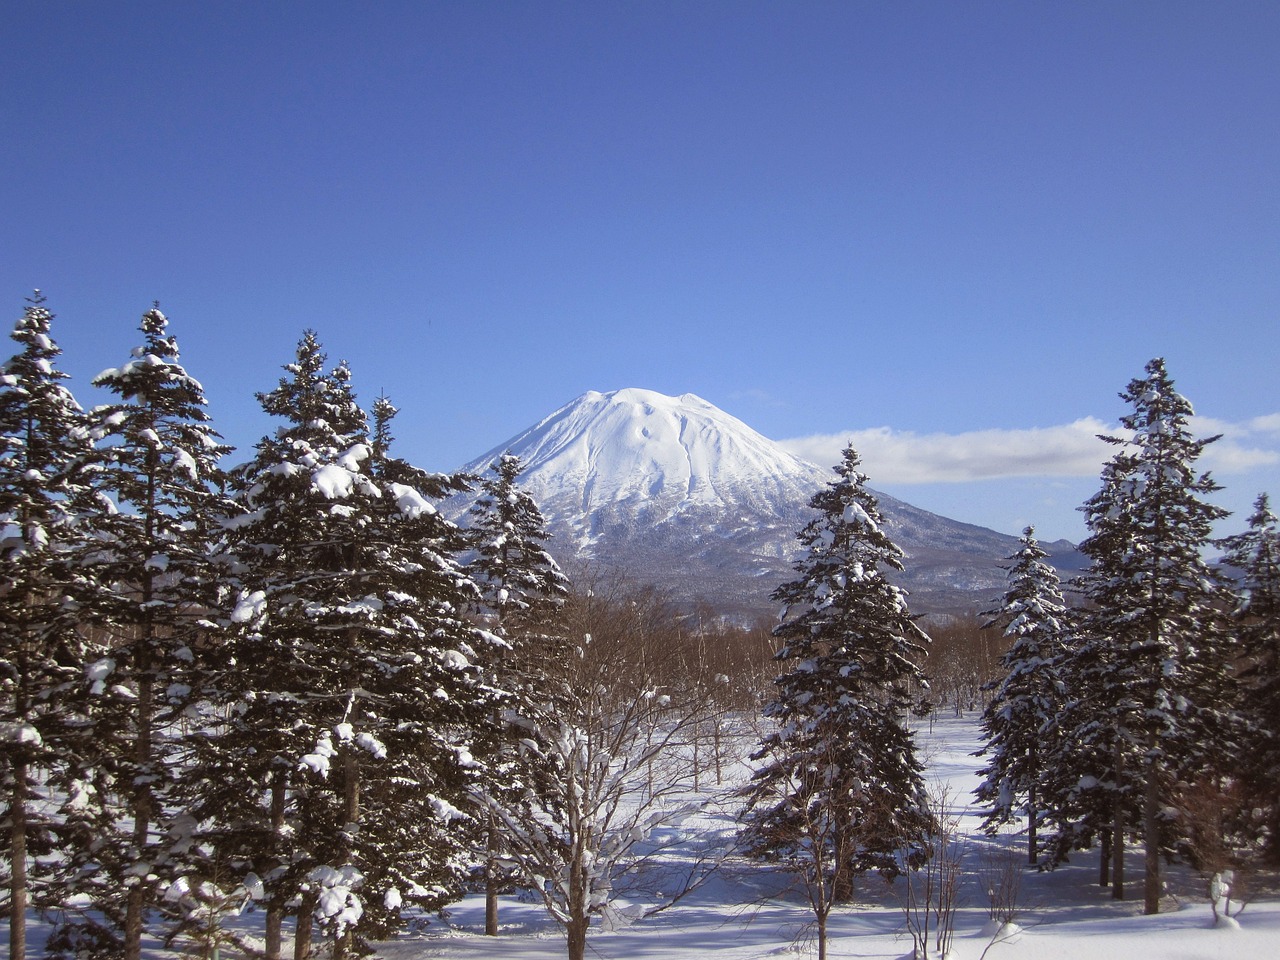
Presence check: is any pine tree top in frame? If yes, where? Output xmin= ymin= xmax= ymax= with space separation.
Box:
xmin=1 ymin=294 xmax=94 ymax=559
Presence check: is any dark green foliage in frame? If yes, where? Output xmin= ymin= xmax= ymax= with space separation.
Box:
xmin=63 ymin=305 xmax=235 ymax=958
xmin=193 ymin=334 xmax=496 ymax=956
xmin=467 ymin=453 xmax=570 ymax=639
xmin=742 ymin=445 xmax=932 ymax=909
xmin=464 ymin=452 xmax=570 ymax=931
xmin=0 ymin=294 xmax=102 ymax=960
xmin=1218 ymin=493 xmax=1280 ymax=859
xmin=975 ymin=526 xmax=1072 ymax=864
xmin=1066 ymin=358 xmax=1236 ymax=912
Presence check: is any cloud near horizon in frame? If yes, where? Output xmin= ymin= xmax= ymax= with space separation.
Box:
xmin=778 ymin=414 xmax=1280 ymax=484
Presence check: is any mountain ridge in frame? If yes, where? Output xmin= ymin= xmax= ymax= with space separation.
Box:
xmin=449 ymin=388 xmax=1084 ymax=618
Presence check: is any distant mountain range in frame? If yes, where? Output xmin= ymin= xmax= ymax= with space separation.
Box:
xmin=447 ymin=388 xmax=1085 ymax=620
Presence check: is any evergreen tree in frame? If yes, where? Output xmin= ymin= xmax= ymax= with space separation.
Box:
xmin=0 ymin=295 xmax=100 ymax=960
xmin=464 ymin=452 xmax=570 ymax=935
xmin=467 ymin=453 xmax=569 ymax=641
xmin=974 ymin=526 xmax=1072 ymax=865
xmin=1217 ymin=493 xmax=1280 ymax=859
xmin=1072 ymin=358 xmax=1235 ymax=913
xmin=196 ymin=335 xmax=494 ymax=959
xmin=741 ymin=445 xmax=932 ymax=956
xmin=355 ymin=394 xmax=503 ymax=947
xmin=65 ymin=306 xmax=234 ymax=959
xmin=1035 ymin=454 xmax=1141 ymax=886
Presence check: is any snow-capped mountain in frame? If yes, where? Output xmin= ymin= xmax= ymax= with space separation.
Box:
xmin=451 ymin=388 xmax=1083 ymax=618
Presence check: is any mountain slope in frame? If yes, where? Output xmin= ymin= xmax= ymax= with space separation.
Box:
xmin=451 ymin=388 xmax=1083 ymax=618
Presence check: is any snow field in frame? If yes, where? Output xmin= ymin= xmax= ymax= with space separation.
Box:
xmin=373 ymin=716 xmax=1280 ymax=960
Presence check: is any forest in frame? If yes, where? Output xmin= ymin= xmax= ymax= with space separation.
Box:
xmin=3 ymin=295 xmax=1278 ymax=960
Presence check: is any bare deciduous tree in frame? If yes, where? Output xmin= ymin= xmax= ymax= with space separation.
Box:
xmin=474 ymin=580 xmax=731 ymax=960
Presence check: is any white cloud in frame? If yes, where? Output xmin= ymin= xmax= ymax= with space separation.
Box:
xmin=1250 ymin=413 xmax=1280 ymax=434
xmin=1191 ymin=414 xmax=1280 ymax=474
xmin=779 ymin=413 xmax=1280 ymax=485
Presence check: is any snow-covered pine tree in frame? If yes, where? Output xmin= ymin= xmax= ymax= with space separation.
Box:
xmin=199 ymin=335 xmax=493 ymax=959
xmin=467 ymin=452 xmax=569 ymax=647
xmin=354 ymin=394 xmax=504 ymax=946
xmin=1217 ymin=493 xmax=1280 ymax=860
xmin=974 ymin=525 xmax=1072 ymax=865
xmin=171 ymin=334 xmax=350 ymax=960
xmin=464 ymin=452 xmax=570 ymax=935
xmin=0 ymin=294 xmax=102 ymax=960
xmin=1073 ymin=358 xmax=1235 ymax=914
xmin=66 ymin=305 xmax=235 ymax=959
xmin=741 ymin=444 xmax=932 ymax=956
xmin=1032 ymin=453 xmax=1140 ymax=888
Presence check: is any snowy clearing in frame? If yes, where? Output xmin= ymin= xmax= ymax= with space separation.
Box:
xmin=8 ymin=717 xmax=1276 ymax=959
xmin=366 ymin=716 xmax=1280 ymax=960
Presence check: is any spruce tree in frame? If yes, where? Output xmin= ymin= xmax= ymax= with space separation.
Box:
xmin=355 ymin=394 xmax=503 ymax=947
xmin=741 ymin=444 xmax=932 ymax=953
xmin=1218 ymin=493 xmax=1280 ymax=859
xmin=68 ymin=305 xmax=234 ymax=959
xmin=199 ymin=335 xmax=493 ymax=959
xmin=0 ymin=295 xmax=100 ymax=960
xmin=1032 ymin=454 xmax=1138 ymax=887
xmin=467 ymin=453 xmax=569 ymax=641
xmin=974 ymin=526 xmax=1072 ymax=865
xmin=1073 ymin=358 xmax=1234 ymax=913
xmin=464 ymin=452 xmax=570 ymax=935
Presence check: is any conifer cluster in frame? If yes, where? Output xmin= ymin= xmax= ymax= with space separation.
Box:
xmin=0 ymin=298 xmax=566 ymax=960
xmin=973 ymin=358 xmax=1279 ymax=914
xmin=5 ymin=295 xmax=1278 ymax=960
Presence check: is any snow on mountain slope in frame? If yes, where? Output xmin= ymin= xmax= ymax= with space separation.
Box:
xmin=451 ymin=388 xmax=1083 ymax=618
xmin=459 ymin=388 xmax=830 ymax=550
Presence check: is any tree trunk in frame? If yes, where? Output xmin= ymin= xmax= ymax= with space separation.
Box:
xmin=10 ymin=757 xmax=28 ymax=960
xmin=1268 ymin=805 xmax=1280 ymax=866
xmin=566 ymin=916 xmax=589 ymax=960
xmin=294 ymin=893 xmax=315 ymax=960
xmin=1112 ymin=741 xmax=1125 ymax=900
xmin=125 ymin=664 xmax=155 ymax=960
xmin=816 ymin=909 xmax=828 ymax=960
xmin=336 ymin=750 xmax=362 ymax=954
xmin=265 ymin=777 xmax=287 ymax=960
xmin=831 ymin=862 xmax=854 ymax=904
xmin=830 ymin=820 xmax=853 ymax=903
xmin=344 ymin=751 xmax=360 ymax=826
xmin=1099 ymin=830 xmax=1111 ymax=887
xmin=567 ymin=835 xmax=589 ymax=960
xmin=1027 ymin=774 xmax=1038 ymax=866
xmin=485 ymin=814 xmax=500 ymax=935
xmin=265 ymin=901 xmax=283 ymax=960
xmin=1143 ymin=753 xmax=1161 ymax=915
xmin=126 ymin=485 xmax=160 ymax=960
xmin=713 ymin=715 xmax=723 ymax=785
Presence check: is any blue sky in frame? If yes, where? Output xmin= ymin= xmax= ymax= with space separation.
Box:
xmin=3 ymin=1 xmax=1276 ymax=543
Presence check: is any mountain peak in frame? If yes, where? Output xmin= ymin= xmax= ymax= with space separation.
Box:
xmin=462 ymin=388 xmax=828 ymax=525
xmin=595 ymin=386 xmax=707 ymax=405
xmin=453 ymin=389 xmax=1083 ymax=617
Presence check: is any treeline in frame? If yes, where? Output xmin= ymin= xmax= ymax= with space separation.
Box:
xmin=0 ymin=296 xmax=776 ymax=960
xmin=4 ymin=295 xmax=1279 ymax=960
xmin=972 ymin=364 xmax=1280 ymax=914
xmin=731 ymin=359 xmax=1278 ymax=960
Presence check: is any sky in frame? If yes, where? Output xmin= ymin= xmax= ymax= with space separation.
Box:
xmin=3 ymin=0 xmax=1277 ymax=544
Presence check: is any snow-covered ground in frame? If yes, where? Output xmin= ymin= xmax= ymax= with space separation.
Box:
xmin=375 ymin=716 xmax=1280 ymax=960
xmin=9 ymin=716 xmax=1276 ymax=958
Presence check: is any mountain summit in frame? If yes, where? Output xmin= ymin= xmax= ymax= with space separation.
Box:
xmin=454 ymin=388 xmax=1082 ymax=618
xmin=460 ymin=388 xmax=830 ymax=551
